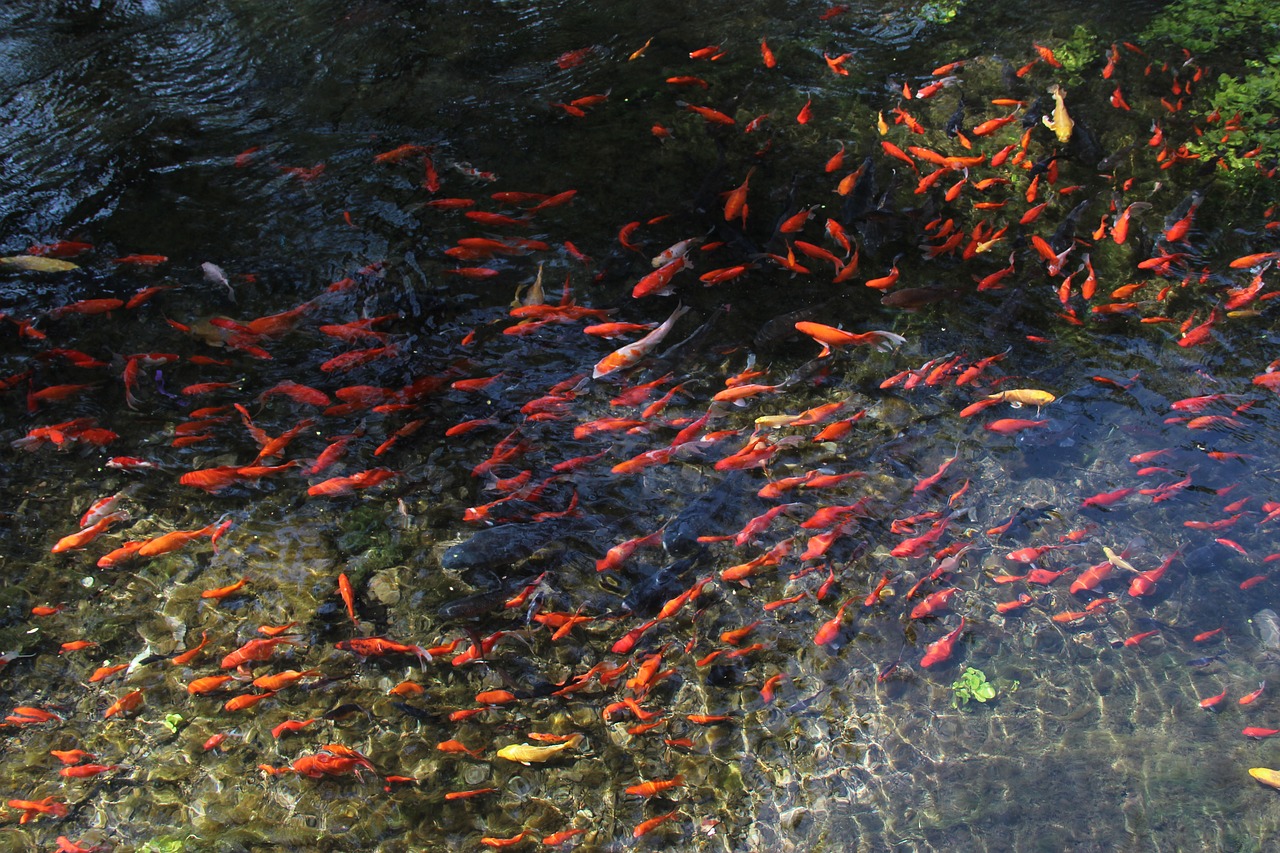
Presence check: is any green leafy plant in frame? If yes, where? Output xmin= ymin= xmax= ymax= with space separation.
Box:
xmin=1053 ymin=25 xmax=1100 ymax=77
xmin=161 ymin=712 xmax=185 ymax=734
xmin=918 ymin=0 xmax=964 ymax=25
xmin=951 ymin=667 xmax=996 ymax=708
xmin=1143 ymin=0 xmax=1280 ymax=59
xmin=1141 ymin=0 xmax=1280 ymax=195
xmin=140 ymin=839 xmax=185 ymax=853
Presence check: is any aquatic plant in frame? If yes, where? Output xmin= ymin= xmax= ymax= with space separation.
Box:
xmin=1053 ymin=25 xmax=1101 ymax=78
xmin=1142 ymin=0 xmax=1280 ymax=59
xmin=951 ymin=667 xmax=996 ymax=708
xmin=1141 ymin=0 xmax=1280 ymax=188
xmin=919 ymin=0 xmax=965 ymax=25
xmin=139 ymin=839 xmax=185 ymax=853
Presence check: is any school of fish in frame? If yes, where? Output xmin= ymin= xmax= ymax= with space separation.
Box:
xmin=3 ymin=9 xmax=1280 ymax=851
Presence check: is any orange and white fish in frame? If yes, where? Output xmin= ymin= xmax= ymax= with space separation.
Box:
xmin=593 ymin=305 xmax=690 ymax=378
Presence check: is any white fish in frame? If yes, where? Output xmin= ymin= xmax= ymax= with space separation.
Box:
xmin=202 ymin=262 xmax=234 ymax=299
xmin=651 ymin=235 xmax=702 ymax=268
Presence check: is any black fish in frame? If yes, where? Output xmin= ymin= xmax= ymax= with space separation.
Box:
xmin=841 ymin=156 xmax=877 ymax=223
xmin=438 ymin=574 xmax=546 ymax=620
xmin=945 ymin=98 xmax=966 ymax=138
xmin=752 ymin=292 xmax=851 ymax=352
xmin=622 ymin=554 xmax=703 ymax=617
xmin=663 ymin=472 xmax=747 ymax=555
xmin=440 ymin=517 xmax=602 ymax=572
xmin=391 ymin=702 xmax=436 ymax=722
xmin=322 ymin=702 xmax=371 ymax=721
xmin=1050 ymin=199 xmax=1092 ymax=253
xmin=1022 ymin=94 xmax=1052 ymax=129
xmin=994 ymin=505 xmax=1058 ymax=543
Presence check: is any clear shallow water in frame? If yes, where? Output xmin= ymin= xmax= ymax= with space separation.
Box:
xmin=3 ymin=1 xmax=1280 ymax=851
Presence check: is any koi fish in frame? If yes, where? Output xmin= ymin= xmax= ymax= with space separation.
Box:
xmin=1240 ymin=681 xmax=1266 ymax=705
xmin=338 ymin=572 xmax=359 ymax=626
xmin=633 ymin=811 xmax=681 ymax=838
xmin=221 ymin=637 xmax=302 ymax=669
xmin=59 ymin=763 xmax=121 ymax=778
xmin=794 ymin=322 xmax=906 ymax=356
xmin=136 ymin=520 xmax=230 ymax=558
xmin=495 ymin=733 xmax=584 ymax=764
xmin=627 ymin=775 xmax=685 ymax=796
xmin=103 ymin=689 xmax=144 ymax=719
xmin=51 ymin=511 xmax=127 ymax=553
xmin=632 ymin=255 xmax=689 ymax=298
xmin=335 ymin=636 xmax=430 ymax=661
xmin=7 ymin=796 xmax=69 ymax=823
xmin=681 ymin=102 xmax=735 ymax=125
xmin=1244 ymin=728 xmax=1280 ymax=739
xmin=593 ymin=305 xmax=690 ymax=378
xmin=1249 ymin=768 xmax=1280 ymax=788
xmin=920 ymin=617 xmax=966 ymax=668
xmin=1042 ymin=85 xmax=1073 ymax=142
xmin=910 ymin=587 xmax=958 ymax=620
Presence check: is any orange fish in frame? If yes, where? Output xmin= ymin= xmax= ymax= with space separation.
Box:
xmin=626 ymin=775 xmax=685 ymax=796
xmin=8 ymin=796 xmax=69 ymax=823
xmin=880 ymin=141 xmax=918 ymax=172
xmin=59 ymin=763 xmax=120 ymax=778
xmin=224 ymin=691 xmax=276 ymax=712
xmin=171 ymin=631 xmax=210 ymax=666
xmin=201 ymin=576 xmax=248 ymax=601
xmin=722 ymin=167 xmax=756 ymax=224
xmin=920 ymin=617 xmax=966 ymax=667
xmin=338 ymin=572 xmax=359 ymax=626
xmin=136 ymin=521 xmax=228 ymax=558
xmin=633 ymin=810 xmax=681 ymax=838
xmin=760 ymin=38 xmax=776 ymax=68
xmin=682 ymin=103 xmax=735 ymax=125
xmin=187 ymin=675 xmax=234 ymax=695
xmin=632 ymin=256 xmax=689 ymax=298
xmin=51 ymin=511 xmax=127 ymax=553
xmin=88 ymin=664 xmax=128 ymax=682
xmin=252 ymin=669 xmax=322 ymax=691
xmin=814 ymin=599 xmax=852 ymax=645
xmin=112 ymin=254 xmax=168 ymax=266
xmin=221 ymin=637 xmax=302 ymax=669
xmin=794 ymin=322 xmax=906 ymax=356
xmin=272 ymin=718 xmax=317 ymax=738
xmin=103 ymin=689 xmax=144 ymax=719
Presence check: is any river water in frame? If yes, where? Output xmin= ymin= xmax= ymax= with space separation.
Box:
xmin=3 ymin=1 xmax=1280 ymax=851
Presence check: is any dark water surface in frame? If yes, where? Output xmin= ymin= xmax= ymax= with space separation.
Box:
xmin=4 ymin=1 xmax=1280 ymax=851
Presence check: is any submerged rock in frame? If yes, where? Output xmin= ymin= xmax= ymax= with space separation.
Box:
xmin=1253 ymin=609 xmax=1280 ymax=650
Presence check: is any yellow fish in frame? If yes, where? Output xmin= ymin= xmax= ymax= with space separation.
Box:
xmin=495 ymin=733 xmax=584 ymax=765
xmin=987 ymin=389 xmax=1056 ymax=406
xmin=0 ymin=255 xmax=79 ymax=273
xmin=754 ymin=414 xmax=802 ymax=428
xmin=1042 ymin=85 xmax=1073 ymax=143
xmin=1103 ymin=546 xmax=1135 ymax=573
xmin=1250 ymin=767 xmax=1280 ymax=789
